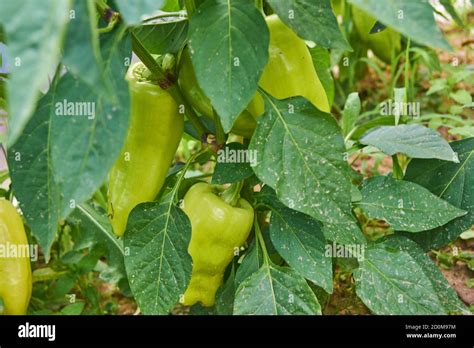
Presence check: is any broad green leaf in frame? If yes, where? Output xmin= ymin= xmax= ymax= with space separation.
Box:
xmin=132 ymin=19 xmax=188 ymax=55
xmin=8 ymin=91 xmax=60 ymax=260
xmin=350 ymin=115 xmax=396 ymax=140
xmin=309 ymin=47 xmax=334 ymax=106
xmin=357 ymin=176 xmax=466 ymax=232
xmin=0 ymin=0 xmax=71 ymax=146
xmin=215 ymin=267 xmax=236 ymax=315
xmin=67 ymin=203 xmax=126 ymax=284
xmin=234 ymin=240 xmax=263 ymax=286
xmin=212 ymin=142 xmax=254 ymax=184
xmin=403 ymin=138 xmax=474 ymax=249
xmin=250 ymin=94 xmax=354 ymax=227
xmin=322 ymin=216 xmax=366 ymax=245
xmin=348 ymin=0 xmax=451 ymax=51
xmin=269 ymin=204 xmax=333 ymax=293
xmin=341 ymin=92 xmax=361 ymax=136
xmin=267 ymin=0 xmax=351 ymax=50
xmin=115 ymin=0 xmax=165 ymax=25
xmin=62 ymin=0 xmax=103 ymax=89
xmin=354 ymin=245 xmax=446 ymax=314
xmin=51 ymin=28 xmax=131 ymax=218
xmin=360 ymin=124 xmax=458 ymax=162
xmin=124 ymin=192 xmax=192 ymax=314
xmin=234 ymin=263 xmax=321 ymax=315
xmin=188 ymin=0 xmax=269 ymax=132
xmin=382 ymin=235 xmax=469 ymax=314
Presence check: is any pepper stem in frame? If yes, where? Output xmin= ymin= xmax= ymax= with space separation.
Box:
xmin=220 ymin=181 xmax=244 ymax=207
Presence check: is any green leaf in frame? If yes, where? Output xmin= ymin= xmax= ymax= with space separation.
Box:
xmin=450 ymin=90 xmax=472 ymax=106
xmin=188 ymin=0 xmax=269 ymax=132
xmin=341 ymin=92 xmax=361 ymax=136
xmin=212 ymin=142 xmax=254 ymax=184
xmin=235 ymin=240 xmax=263 ymax=286
xmin=0 ymin=0 xmax=71 ymax=146
xmin=132 ymin=19 xmax=188 ymax=55
xmin=51 ymin=28 xmax=131 ymax=219
xmin=350 ymin=115 xmax=396 ymax=140
xmin=215 ymin=267 xmax=236 ymax=315
xmin=234 ymin=263 xmax=321 ymax=315
xmin=8 ymin=91 xmax=60 ymax=260
xmin=62 ymin=0 xmax=103 ymax=89
xmin=348 ymin=0 xmax=451 ymax=51
xmin=426 ymin=78 xmax=448 ymax=95
xmin=269 ymin=204 xmax=333 ymax=293
xmin=267 ymin=0 xmax=351 ymax=50
xmin=250 ymin=94 xmax=354 ymax=226
xmin=354 ymin=244 xmax=447 ymax=314
xmin=360 ymin=124 xmax=459 ymax=162
xmin=382 ymin=235 xmax=469 ymax=314
xmin=357 ymin=176 xmax=466 ymax=232
xmin=67 ymin=203 xmax=126 ymax=283
xmin=124 ymin=192 xmax=192 ymax=315
xmin=60 ymin=302 xmax=85 ymax=315
xmin=309 ymin=47 xmax=334 ymax=106
xmin=322 ymin=218 xmax=367 ymax=245
xmin=115 ymin=0 xmax=165 ymax=25
xmin=403 ymin=138 xmax=474 ymax=249
xmin=439 ymin=0 xmax=463 ymax=27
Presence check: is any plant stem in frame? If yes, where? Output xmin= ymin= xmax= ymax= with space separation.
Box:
xmin=172 ymin=149 xmax=207 ymax=204
xmin=212 ymin=109 xmax=226 ymax=146
xmin=143 ymin=12 xmax=186 ymax=23
xmin=403 ymin=38 xmax=411 ymax=109
xmin=392 ymin=154 xmax=404 ymax=179
xmin=220 ymin=181 xmax=244 ymax=207
xmin=254 ymin=215 xmax=270 ymax=265
xmin=131 ymin=33 xmax=208 ymax=138
xmin=184 ymin=0 xmax=197 ymax=18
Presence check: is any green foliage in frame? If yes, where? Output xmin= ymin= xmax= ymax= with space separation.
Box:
xmin=0 ymin=0 xmax=471 ymax=316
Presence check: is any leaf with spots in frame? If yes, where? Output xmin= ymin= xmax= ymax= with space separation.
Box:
xmin=402 ymin=138 xmax=474 ymax=249
xmin=348 ymin=0 xmax=451 ymax=51
xmin=322 ymin=217 xmax=366 ymax=246
xmin=188 ymin=0 xmax=269 ymax=132
xmin=0 ymin=0 xmax=71 ymax=146
xmin=132 ymin=18 xmax=188 ymax=55
xmin=234 ymin=239 xmax=263 ymax=286
xmin=212 ymin=142 xmax=254 ymax=184
xmin=354 ymin=244 xmax=447 ymax=314
xmin=359 ymin=124 xmax=458 ymax=162
xmin=266 ymin=0 xmax=351 ymax=50
xmin=356 ymin=176 xmax=466 ymax=232
xmin=124 ymin=191 xmax=192 ymax=314
xmin=8 ymin=90 xmax=61 ymax=260
xmin=269 ymin=203 xmax=333 ymax=293
xmin=51 ymin=28 xmax=131 ymax=218
xmin=234 ymin=262 xmax=321 ymax=315
xmin=115 ymin=0 xmax=165 ymax=25
xmin=381 ymin=235 xmax=469 ymax=314
xmin=249 ymin=94 xmax=355 ymax=227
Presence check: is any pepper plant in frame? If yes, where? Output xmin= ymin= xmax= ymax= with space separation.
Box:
xmin=0 ymin=0 xmax=472 ymax=315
